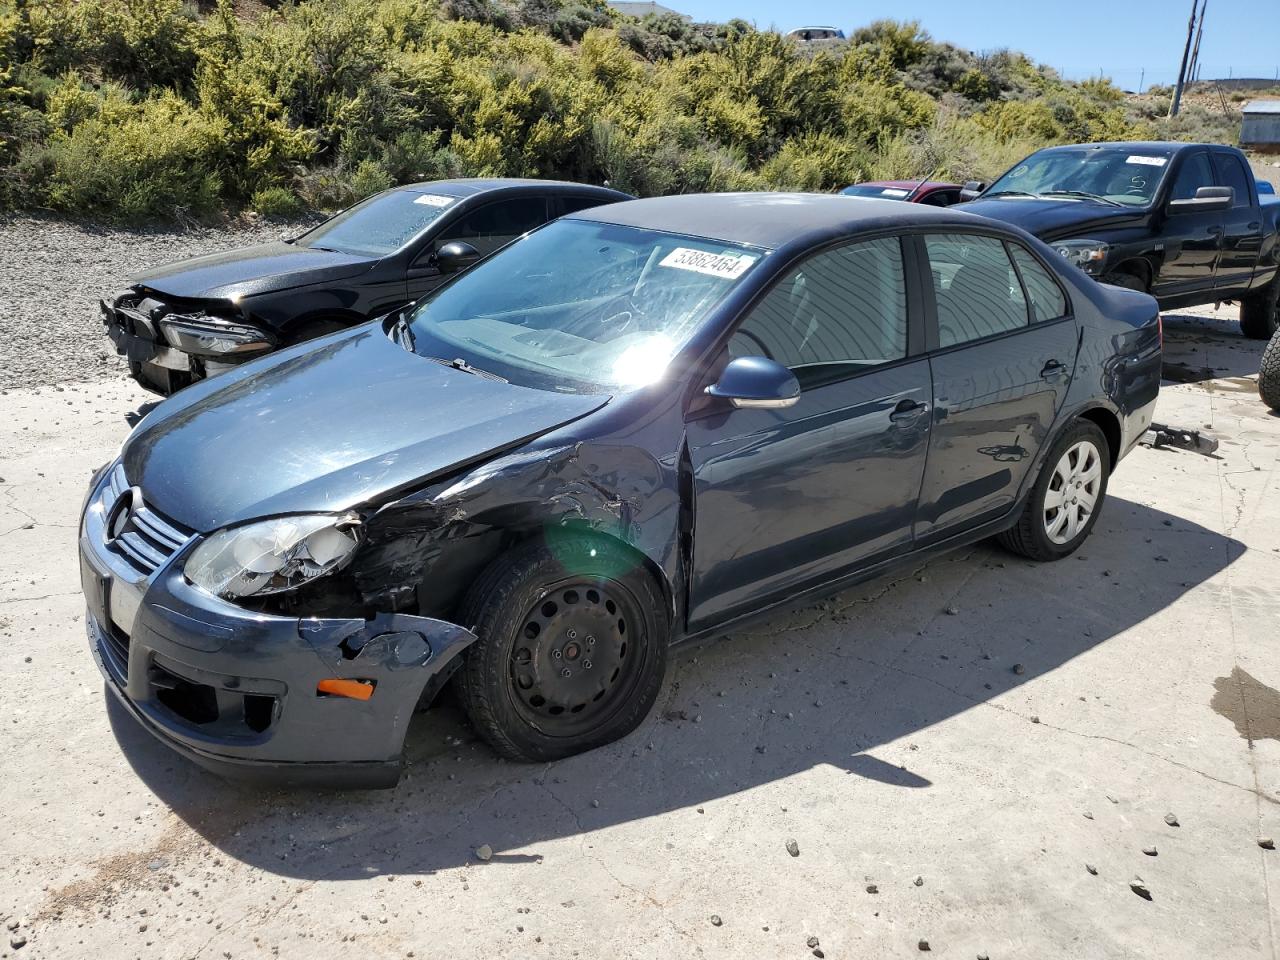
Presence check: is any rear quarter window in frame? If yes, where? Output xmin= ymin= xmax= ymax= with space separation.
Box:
xmin=1008 ymin=244 xmax=1069 ymax=322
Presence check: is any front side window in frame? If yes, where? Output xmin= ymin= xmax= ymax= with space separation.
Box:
xmin=730 ymin=237 xmax=908 ymax=387
xmin=1008 ymin=245 xmax=1068 ymax=322
xmin=1169 ymin=152 xmax=1214 ymax=201
xmin=295 ymin=190 xmax=457 ymax=257
xmin=926 ymin=234 xmax=1028 ymax=347
xmin=437 ymin=197 xmax=550 ymax=256
xmin=1212 ymin=154 xmax=1251 ymax=208
xmin=405 ymin=219 xmax=762 ymax=393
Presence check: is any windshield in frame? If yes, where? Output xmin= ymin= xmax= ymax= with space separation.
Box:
xmin=985 ymin=147 xmax=1176 ymax=206
xmin=295 ymin=190 xmax=456 ymax=256
xmin=842 ymin=184 xmax=913 ymax=200
xmin=404 ymin=219 xmax=763 ymax=393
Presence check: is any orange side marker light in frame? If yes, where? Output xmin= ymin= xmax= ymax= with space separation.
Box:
xmin=317 ymin=678 xmax=375 ymax=701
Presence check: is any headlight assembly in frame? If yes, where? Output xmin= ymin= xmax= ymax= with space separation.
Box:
xmin=1053 ymin=239 xmax=1110 ymax=276
xmin=159 ymin=315 xmax=272 ymax=356
xmin=185 ymin=514 xmax=363 ymax=600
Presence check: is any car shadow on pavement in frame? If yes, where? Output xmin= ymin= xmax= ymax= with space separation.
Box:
xmin=106 ymin=496 xmax=1242 ymax=880
xmin=1161 ymin=311 xmax=1267 ymax=384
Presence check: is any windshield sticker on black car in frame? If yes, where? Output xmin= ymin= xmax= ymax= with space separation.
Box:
xmin=659 ymin=247 xmax=757 ymax=279
xmin=413 ymin=194 xmax=455 ymax=207
xmin=1126 ymin=156 xmax=1168 ymax=167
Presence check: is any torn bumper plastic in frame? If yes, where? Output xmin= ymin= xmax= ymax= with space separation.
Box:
xmin=80 ymin=511 xmax=476 ymax=789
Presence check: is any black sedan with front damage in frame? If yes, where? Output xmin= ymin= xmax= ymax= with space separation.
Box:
xmin=80 ymin=193 xmax=1161 ymax=788
xmin=100 ymin=178 xmax=630 ymax=394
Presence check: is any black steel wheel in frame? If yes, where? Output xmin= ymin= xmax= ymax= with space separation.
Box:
xmin=456 ymin=536 xmax=668 ymax=761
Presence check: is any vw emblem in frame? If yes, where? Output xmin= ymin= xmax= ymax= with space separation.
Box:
xmin=106 ymin=487 xmax=140 ymax=543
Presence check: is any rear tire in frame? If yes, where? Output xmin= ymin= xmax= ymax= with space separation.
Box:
xmin=1241 ymin=282 xmax=1280 ymax=340
xmin=456 ymin=536 xmax=668 ymax=762
xmin=1260 ymin=328 xmax=1280 ymax=412
xmin=998 ymin=420 xmax=1111 ymax=561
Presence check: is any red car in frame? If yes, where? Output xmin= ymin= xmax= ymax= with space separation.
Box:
xmin=840 ymin=180 xmax=963 ymax=206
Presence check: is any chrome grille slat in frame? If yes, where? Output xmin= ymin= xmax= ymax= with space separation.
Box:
xmin=98 ymin=463 xmax=193 ymax=578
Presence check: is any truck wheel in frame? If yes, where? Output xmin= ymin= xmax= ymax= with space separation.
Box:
xmin=1100 ymin=272 xmax=1147 ymax=293
xmin=1260 ymin=328 xmax=1280 ymax=412
xmin=455 ymin=536 xmax=668 ymax=762
xmin=1240 ymin=282 xmax=1280 ymax=340
xmin=998 ymin=420 xmax=1111 ymax=562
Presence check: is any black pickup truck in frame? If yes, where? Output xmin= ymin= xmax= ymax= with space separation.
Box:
xmin=957 ymin=142 xmax=1280 ymax=338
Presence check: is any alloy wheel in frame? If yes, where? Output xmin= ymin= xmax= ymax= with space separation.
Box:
xmin=1043 ymin=440 xmax=1102 ymax=545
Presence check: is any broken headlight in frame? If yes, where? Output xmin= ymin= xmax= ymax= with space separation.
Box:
xmin=185 ymin=514 xmax=363 ymax=600
xmin=159 ymin=315 xmax=272 ymax=356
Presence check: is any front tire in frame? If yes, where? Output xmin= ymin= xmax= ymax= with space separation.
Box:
xmin=998 ymin=420 xmax=1111 ymax=561
xmin=1260 ymin=328 xmax=1280 ymax=412
xmin=1240 ymin=282 xmax=1280 ymax=340
xmin=456 ymin=536 xmax=668 ymax=762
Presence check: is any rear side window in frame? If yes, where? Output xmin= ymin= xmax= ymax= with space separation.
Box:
xmin=1212 ymin=153 xmax=1251 ymax=208
xmin=561 ymin=195 xmax=610 ymax=215
xmin=437 ymin=197 xmax=549 ymax=256
xmin=1008 ymin=244 xmax=1068 ymax=322
xmin=925 ymin=234 xmax=1028 ymax=347
xmin=1169 ymin=152 xmax=1213 ymax=201
xmin=731 ymin=237 xmax=908 ymax=387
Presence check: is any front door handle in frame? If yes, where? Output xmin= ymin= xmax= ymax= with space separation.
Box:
xmin=1041 ymin=359 xmax=1067 ymax=380
xmin=889 ymin=398 xmax=930 ymax=422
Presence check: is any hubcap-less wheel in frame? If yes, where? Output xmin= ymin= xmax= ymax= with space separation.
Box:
xmin=1044 ymin=440 xmax=1102 ymax=544
xmin=508 ymin=580 xmax=641 ymax=737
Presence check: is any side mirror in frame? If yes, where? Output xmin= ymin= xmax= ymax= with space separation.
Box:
xmin=959 ymin=180 xmax=986 ymax=202
xmin=1168 ymin=185 xmax=1233 ymax=214
xmin=435 ymin=240 xmax=483 ymax=273
xmin=704 ymin=356 xmax=800 ymax=410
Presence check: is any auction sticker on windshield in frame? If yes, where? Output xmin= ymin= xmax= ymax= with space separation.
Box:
xmin=660 ymin=247 xmax=757 ymax=279
xmin=413 ymin=194 xmax=455 ymax=207
xmin=1126 ymin=156 xmax=1168 ymax=167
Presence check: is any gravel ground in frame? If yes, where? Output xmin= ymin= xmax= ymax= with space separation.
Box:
xmin=0 ymin=214 xmax=314 ymax=392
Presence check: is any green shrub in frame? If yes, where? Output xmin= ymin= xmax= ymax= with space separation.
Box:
xmin=249 ymin=185 xmax=305 ymax=217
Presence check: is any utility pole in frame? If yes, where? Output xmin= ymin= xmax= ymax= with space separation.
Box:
xmin=1169 ymin=0 xmax=1197 ymax=117
xmin=1139 ymin=67 xmax=1145 ymax=93
xmin=1187 ymin=0 xmax=1206 ymax=88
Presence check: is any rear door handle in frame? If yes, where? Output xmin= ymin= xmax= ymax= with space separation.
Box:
xmin=889 ymin=398 xmax=930 ymax=422
xmin=1041 ymin=359 xmax=1067 ymax=380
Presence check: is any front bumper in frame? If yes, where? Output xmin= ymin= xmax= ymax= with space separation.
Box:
xmin=101 ymin=297 xmax=271 ymax=396
xmin=79 ymin=465 xmax=476 ymax=789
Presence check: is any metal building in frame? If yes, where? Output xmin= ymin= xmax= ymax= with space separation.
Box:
xmin=1241 ymin=100 xmax=1280 ymax=152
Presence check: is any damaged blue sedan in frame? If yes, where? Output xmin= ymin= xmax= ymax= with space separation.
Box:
xmin=80 ymin=193 xmax=1161 ymax=788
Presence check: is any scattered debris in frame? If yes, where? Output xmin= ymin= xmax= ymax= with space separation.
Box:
xmin=1083 ymin=811 xmax=1094 ymax=820
xmin=807 ymin=936 xmax=820 ymax=948
xmin=918 ymin=938 xmax=931 ymax=951
xmin=945 ymin=606 xmax=959 ymax=616
xmin=1142 ymin=846 xmax=1158 ymax=857
xmin=474 ymin=844 xmax=493 ymax=862
xmin=786 ymin=839 xmax=800 ymax=857
xmin=1085 ymin=864 xmax=1098 ymax=875
xmin=866 ymin=883 xmax=879 ymax=894
xmin=710 ymin=915 xmax=722 ymax=927
xmin=1164 ymin=813 xmax=1179 ymax=827
xmin=1140 ymin=420 xmax=1219 ymax=455
xmin=1260 ymin=838 xmax=1276 ymax=850
xmin=1012 ymin=663 xmax=1026 ymax=675
xmin=1130 ymin=877 xmax=1152 ymax=901
xmin=913 ymin=875 xmax=924 ymax=887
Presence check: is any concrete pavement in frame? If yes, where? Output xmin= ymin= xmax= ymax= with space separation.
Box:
xmin=1 ymin=307 xmax=1277 ymax=959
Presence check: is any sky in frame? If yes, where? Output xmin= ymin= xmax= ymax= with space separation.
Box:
xmin=670 ymin=0 xmax=1279 ymax=90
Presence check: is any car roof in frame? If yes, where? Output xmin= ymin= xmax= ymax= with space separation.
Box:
xmin=395 ymin=178 xmax=628 ymax=199
xmin=1032 ymin=141 xmax=1217 ymax=154
xmin=567 ymin=192 xmax=986 ymax=250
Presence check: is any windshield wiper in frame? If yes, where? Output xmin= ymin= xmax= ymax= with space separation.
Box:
xmin=1040 ymin=190 xmax=1124 ymax=207
xmin=424 ymin=355 xmax=508 ymax=383
xmin=390 ymin=312 xmax=415 ymax=351
xmin=983 ymin=190 xmax=1040 ymax=199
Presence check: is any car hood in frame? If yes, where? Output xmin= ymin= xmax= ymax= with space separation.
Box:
xmin=956 ymin=198 xmax=1146 ymax=241
xmin=132 ymin=242 xmax=378 ymax=300
xmin=122 ymin=326 xmax=610 ymax=531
